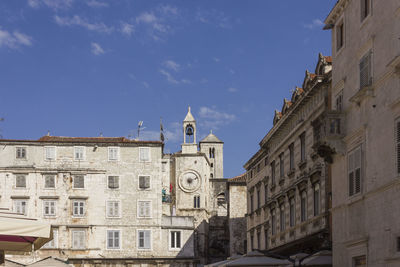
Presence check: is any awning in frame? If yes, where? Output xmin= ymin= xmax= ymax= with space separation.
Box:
xmin=0 ymin=211 xmax=52 ymax=253
xmin=222 ymin=251 xmax=291 ymax=267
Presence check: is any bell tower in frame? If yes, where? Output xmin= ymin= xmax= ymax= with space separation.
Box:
xmin=182 ymin=106 xmax=198 ymax=154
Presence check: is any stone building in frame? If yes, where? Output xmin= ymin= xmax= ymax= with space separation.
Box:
xmin=324 ymin=1 xmax=400 ymax=266
xmin=0 ymin=108 xmax=246 ymax=266
xmin=244 ymin=54 xmax=332 ymax=255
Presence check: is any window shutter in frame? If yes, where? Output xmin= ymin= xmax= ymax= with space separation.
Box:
xmin=145 ymin=202 xmax=150 ymax=217
xmin=360 ymin=51 xmax=372 ymax=89
xmin=115 ymin=202 xmax=120 ymax=217
xmin=171 ymin=232 xmax=175 ymax=248
xmin=139 ymin=176 xmax=145 ymax=188
xmin=144 ymin=230 xmax=151 ymax=249
xmin=176 ymin=231 xmax=181 ymax=248
xmin=145 ymin=177 xmax=150 ymax=189
xmin=139 ymin=231 xmax=144 ymax=248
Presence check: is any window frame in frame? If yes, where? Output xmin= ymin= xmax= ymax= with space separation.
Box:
xmin=74 ymin=146 xmax=85 ymax=161
xmin=289 ymin=197 xmax=295 ymax=227
xmin=73 ymin=175 xmax=85 ymax=189
xmin=139 ymin=147 xmax=151 ymax=162
xmin=279 ymin=204 xmax=285 ymax=232
xmin=348 ymin=145 xmax=362 ymax=197
xmin=359 ymin=50 xmax=373 ymax=90
xmin=44 ymin=146 xmax=56 ymax=161
xmin=72 ymin=200 xmax=85 ymax=217
xmin=279 ymin=152 xmax=284 ymax=178
xmin=137 ymin=200 xmax=152 ymax=218
xmin=44 ymin=174 xmax=56 ymax=189
xmin=313 ymin=184 xmax=320 ymax=216
xmin=300 ymin=132 xmax=306 ymax=163
xmin=289 ymin=143 xmax=294 ymax=170
xmin=335 ymin=91 xmax=343 ymax=111
xmin=360 ymin=0 xmax=371 ymax=22
xmin=43 ymin=199 xmax=57 ymax=217
xmin=194 ymin=195 xmax=200 ymax=208
xmin=13 ymin=199 xmax=27 ymax=215
xmin=300 ymin=191 xmax=307 ymax=222
xmin=271 ymin=161 xmax=276 ymax=185
xmin=15 ymin=174 xmax=27 ymax=189
xmin=336 ymin=19 xmax=345 ymax=52
xmin=138 ymin=175 xmax=151 ymax=190
xmin=71 ymin=229 xmax=86 ymax=250
xmin=169 ymin=230 xmax=182 ymax=250
xmin=108 ymin=147 xmax=119 ymax=161
xmin=16 ymin=147 xmax=26 ymax=159
xmin=106 ymin=230 xmax=121 ymax=250
xmin=43 ymin=228 xmax=58 ymax=249
xmin=137 ymin=229 xmax=152 ymax=250
xmin=271 ymin=209 xmax=276 ymax=235
xmin=107 ymin=176 xmax=120 ymax=189
xmin=106 ymin=200 xmax=121 ymax=218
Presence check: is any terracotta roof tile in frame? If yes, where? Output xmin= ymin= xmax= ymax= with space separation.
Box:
xmin=324 ymin=56 xmax=332 ymax=63
xmin=0 ymin=136 xmax=163 ymax=144
xmin=228 ymin=173 xmax=247 ymax=183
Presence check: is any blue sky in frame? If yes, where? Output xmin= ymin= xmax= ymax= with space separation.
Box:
xmin=0 ymin=0 xmax=336 ymax=178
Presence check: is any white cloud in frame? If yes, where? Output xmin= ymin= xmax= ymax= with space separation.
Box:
xmin=142 ymin=81 xmax=149 ymax=88
xmin=228 ymin=87 xmax=237 ymax=93
xmin=163 ymin=60 xmax=180 ymax=72
xmin=196 ymin=9 xmax=232 ymax=29
xmin=213 ymin=57 xmax=220 ymax=62
xmin=229 ymin=69 xmax=235 ymax=74
xmin=198 ymin=106 xmax=236 ymax=130
xmin=91 ymin=42 xmax=104 ymax=55
xmin=304 ymin=19 xmax=324 ymax=29
xmin=28 ymin=0 xmax=73 ymax=10
xmin=159 ymin=69 xmax=179 ymax=84
xmin=136 ymin=12 xmax=157 ymax=24
xmin=158 ymin=5 xmax=178 ymax=15
xmin=127 ymin=121 xmax=181 ymax=143
xmin=121 ymin=22 xmax=134 ymax=36
xmin=54 ymin=15 xmax=113 ymax=34
xmin=86 ymin=0 xmax=108 ymax=8
xmin=0 ymin=27 xmax=32 ymax=49
xmin=159 ymin=69 xmax=191 ymax=85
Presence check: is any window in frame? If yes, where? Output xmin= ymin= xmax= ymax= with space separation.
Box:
xmin=256 ymin=163 xmax=261 ymax=173
xmin=74 ymin=147 xmax=85 ymax=160
xmin=73 ymin=175 xmax=84 ymax=189
xmin=257 ymin=231 xmax=261 ymax=249
xmin=14 ymin=200 xmax=27 ymax=215
xmin=264 ymin=156 xmax=268 ymax=166
xmin=107 ymin=230 xmax=120 ymax=249
xmin=313 ymin=184 xmax=320 ymax=216
xmin=45 ymin=146 xmax=56 ymax=160
xmin=361 ymin=0 xmax=370 ymax=21
xmin=44 ymin=175 xmax=55 ymax=189
xmin=139 ymin=176 xmax=150 ymax=189
xmin=108 ymin=147 xmax=119 ymax=161
xmin=209 ymin=147 xmax=215 ymax=158
xmin=16 ymin=147 xmax=26 ymax=159
xmin=106 ymin=201 xmax=120 ymax=218
xmin=279 ymin=152 xmax=284 ymax=178
xmin=397 ymin=119 xmax=400 ymax=175
xmin=256 ymin=188 xmax=260 ymax=209
xmin=289 ymin=197 xmax=295 ymax=227
xmin=138 ymin=201 xmax=151 ymax=218
xmin=348 ymin=146 xmax=362 ymax=196
xmin=71 ymin=230 xmax=85 ymax=249
xmin=301 ymin=191 xmax=307 ymax=222
xmin=335 ymin=91 xmax=343 ymax=111
xmin=137 ymin=230 xmax=151 ymax=249
xmin=289 ymin=143 xmax=294 ymax=170
xmin=108 ymin=176 xmax=119 ymax=189
xmin=300 ymin=132 xmax=306 ymax=162
xmin=43 ymin=229 xmax=58 ymax=249
xmin=250 ymin=234 xmax=254 ymax=251
xmin=264 ymin=229 xmax=268 ymax=250
xmin=250 ymin=193 xmax=254 ymax=212
xmin=336 ymin=21 xmax=344 ymax=51
xmin=280 ymin=204 xmax=285 ymax=231
xmin=194 ymin=195 xmax=200 ymax=208
xmin=353 ymin=255 xmax=366 ymax=267
xmin=271 ymin=209 xmax=276 ymax=235
xmin=397 ymin=236 xmax=400 ymax=252
xmin=359 ymin=50 xmax=372 ymax=89
xmin=162 ymin=162 xmax=167 ymax=172
xmin=43 ymin=200 xmax=56 ymax=216
xmin=15 ymin=175 xmax=26 ymax=188
xmin=72 ymin=200 xmax=85 ymax=217
xmin=271 ymin=161 xmax=276 ymax=184
xmin=139 ymin=147 xmax=150 ymax=162
xmin=170 ymin=231 xmax=181 ymax=249
xmin=264 ymin=183 xmax=268 ymax=204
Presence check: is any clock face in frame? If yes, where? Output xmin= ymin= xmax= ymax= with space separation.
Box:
xmin=179 ymin=171 xmax=201 ymax=192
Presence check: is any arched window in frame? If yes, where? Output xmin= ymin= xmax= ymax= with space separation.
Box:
xmin=217 ymin=193 xmax=226 ymax=205
xmin=185 ymin=124 xmax=194 ymax=143
xmin=209 ymin=147 xmax=215 ymax=158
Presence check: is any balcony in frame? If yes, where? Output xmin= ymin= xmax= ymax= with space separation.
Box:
xmin=312 ymin=111 xmax=345 ymax=163
xmin=162 ymin=215 xmax=194 ymax=229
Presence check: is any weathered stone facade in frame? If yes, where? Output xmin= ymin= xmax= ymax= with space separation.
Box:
xmin=324 ymin=1 xmax=400 ymax=266
xmin=0 ymin=108 xmax=247 ymax=266
xmin=244 ymin=54 xmax=332 ymax=255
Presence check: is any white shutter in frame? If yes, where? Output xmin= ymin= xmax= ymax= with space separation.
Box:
xmin=145 ymin=202 xmax=150 ymax=217
xmin=144 ymin=230 xmax=151 ymax=249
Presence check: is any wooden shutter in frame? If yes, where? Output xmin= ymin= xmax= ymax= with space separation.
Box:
xmin=145 ymin=202 xmax=151 ymax=217
xmin=145 ymin=177 xmax=150 ymax=189
xmin=176 ymin=231 xmax=181 ymax=248
xmin=360 ymin=51 xmax=372 ymax=89
xmin=139 ymin=176 xmax=145 ymax=189
xmin=354 ymin=147 xmax=361 ymax=194
xmin=139 ymin=231 xmax=144 ymax=248
xmin=144 ymin=230 xmax=151 ymax=249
